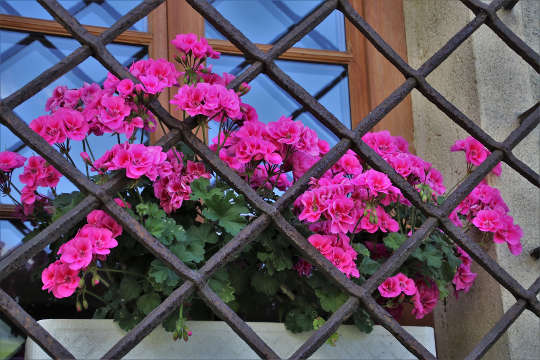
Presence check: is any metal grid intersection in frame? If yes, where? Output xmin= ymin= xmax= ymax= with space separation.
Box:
xmin=0 ymin=0 xmax=538 ymax=359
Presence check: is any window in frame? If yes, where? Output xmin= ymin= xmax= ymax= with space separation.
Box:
xmin=0 ymin=0 xmax=412 ymax=256
xmin=165 ymin=0 xmax=412 ymax=143
xmin=0 ymin=0 xmax=155 ymax=255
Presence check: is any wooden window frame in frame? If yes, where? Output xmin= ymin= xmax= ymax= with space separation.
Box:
xmin=165 ymin=0 xmax=413 ymax=145
xmin=0 ymin=0 xmax=413 ymax=225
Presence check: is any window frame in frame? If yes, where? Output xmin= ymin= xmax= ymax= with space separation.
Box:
xmin=0 ymin=0 xmax=413 ymax=235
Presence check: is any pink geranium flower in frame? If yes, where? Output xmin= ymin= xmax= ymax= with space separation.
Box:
xmin=55 ymin=108 xmax=89 ymax=141
xmin=308 ymin=234 xmax=334 ymax=256
xmin=59 ymin=235 xmax=94 ymax=270
xmin=0 ymin=151 xmax=26 ymax=172
xmin=411 ymin=280 xmax=439 ymax=319
xmin=394 ymin=273 xmax=417 ymax=296
xmin=87 ymin=210 xmax=123 ymax=238
xmin=472 ymin=209 xmax=501 ymax=232
xmin=79 ymin=225 xmax=117 ymax=255
xmin=452 ymin=264 xmax=477 ymax=293
xmin=378 ymin=276 xmax=401 ymax=298
xmin=328 ymin=195 xmax=356 ymax=234
xmin=41 ymin=260 xmax=80 ymax=298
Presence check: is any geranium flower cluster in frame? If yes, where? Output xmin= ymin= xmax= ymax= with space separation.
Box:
xmin=153 ymin=149 xmax=211 ymax=213
xmin=31 ymin=58 xmax=178 ymax=143
xmin=452 ymin=246 xmax=477 ymax=294
xmin=411 ymin=280 xmax=439 ymax=319
xmin=18 ymin=156 xmax=62 ymax=215
xmin=378 ymin=273 xmax=417 ymax=298
xmin=449 ymin=137 xmax=522 ymax=255
xmin=307 ymin=234 xmax=359 ymax=278
xmin=171 ymin=33 xmax=220 ymax=61
xmin=0 ymin=151 xmax=26 ymax=173
xmin=363 ymin=130 xmax=446 ymax=196
xmin=451 ymin=136 xmax=502 ymax=176
xmin=0 ymin=151 xmax=26 ymax=195
xmin=91 ymin=142 xmax=168 ymax=181
xmin=211 ymin=116 xmax=328 ymax=190
xmin=90 ymin=142 xmax=209 ymax=213
xmin=171 ymin=82 xmax=243 ymax=121
xmin=42 ymin=209 xmax=122 ymax=298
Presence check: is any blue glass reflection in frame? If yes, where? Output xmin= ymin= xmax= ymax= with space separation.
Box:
xmin=0 ymin=0 xmax=147 ymax=32
xmin=205 ymin=0 xmax=346 ymax=51
xmin=0 ymin=30 xmax=148 ymax=254
xmin=206 ymin=55 xmax=351 ymax=147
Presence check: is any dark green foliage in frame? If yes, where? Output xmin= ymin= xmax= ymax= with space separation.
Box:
xmin=39 ymin=144 xmax=460 ymax=338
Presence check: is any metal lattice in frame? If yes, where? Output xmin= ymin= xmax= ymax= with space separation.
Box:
xmin=0 ymin=0 xmax=539 ymax=359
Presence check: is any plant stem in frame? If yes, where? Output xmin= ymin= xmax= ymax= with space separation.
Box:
xmin=5 ymin=192 xmax=22 ymax=207
xmin=84 ymin=289 xmax=106 ymax=303
xmin=82 ymin=139 xmax=90 ymax=178
xmin=84 ymin=138 xmax=96 ymax=162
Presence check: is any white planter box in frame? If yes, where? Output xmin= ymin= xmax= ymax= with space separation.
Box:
xmin=26 ymin=319 xmax=435 ymax=359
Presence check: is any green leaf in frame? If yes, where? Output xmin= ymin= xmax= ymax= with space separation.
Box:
xmin=358 ymin=257 xmax=380 ymax=276
xmin=93 ymin=306 xmax=110 ymax=319
xmin=251 ymin=272 xmax=280 ymax=296
xmin=256 ymin=251 xmax=293 ymax=275
xmin=285 ymin=308 xmax=316 ymax=333
xmin=353 ymin=243 xmax=370 ymax=257
xmin=162 ymin=310 xmax=178 ymax=332
xmin=148 ymin=260 xmax=181 ymax=287
xmin=185 ymin=223 xmax=218 ymax=245
xmin=315 ymin=288 xmax=348 ymax=313
xmin=170 ymin=241 xmax=205 ymax=264
xmin=353 ymin=307 xmax=374 ymax=333
xmin=115 ymin=306 xmax=142 ymax=331
xmin=383 ymin=233 xmax=407 ymax=251
xmin=190 ymin=178 xmax=211 ymax=201
xmin=136 ymin=293 xmax=161 ymax=315
xmin=312 ymin=317 xmax=339 ymax=346
xmin=423 ymin=244 xmax=443 ymax=268
xmin=203 ymin=200 xmax=248 ymax=235
xmin=208 ymin=270 xmax=235 ymax=303
xmin=118 ymin=277 xmax=141 ymax=302
xmin=52 ymin=191 xmax=86 ymax=221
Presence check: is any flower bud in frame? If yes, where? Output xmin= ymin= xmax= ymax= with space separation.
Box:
xmin=76 ymin=300 xmax=82 ymax=312
xmin=83 ymin=298 xmax=89 ymax=310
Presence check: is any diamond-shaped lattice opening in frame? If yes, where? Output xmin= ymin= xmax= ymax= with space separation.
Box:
xmin=0 ymin=0 xmax=538 ymax=359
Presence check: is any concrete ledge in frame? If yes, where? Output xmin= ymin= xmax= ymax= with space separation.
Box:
xmin=26 ymin=319 xmax=436 ymax=359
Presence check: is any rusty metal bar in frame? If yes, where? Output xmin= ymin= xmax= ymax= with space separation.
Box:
xmin=0 ymin=0 xmax=538 ymax=358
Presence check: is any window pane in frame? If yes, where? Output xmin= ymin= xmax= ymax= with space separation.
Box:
xmin=206 ymin=55 xmax=351 ymax=146
xmin=205 ymin=0 xmax=346 ymax=51
xmin=0 ymin=30 xmax=148 ymax=253
xmin=0 ymin=0 xmax=148 ymax=32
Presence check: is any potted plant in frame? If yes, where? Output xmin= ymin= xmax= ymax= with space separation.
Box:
xmin=0 ymin=33 xmax=522 ymax=359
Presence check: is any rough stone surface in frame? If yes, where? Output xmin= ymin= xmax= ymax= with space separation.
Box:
xmin=403 ymin=0 xmax=539 ymax=359
xmin=25 ymin=320 xmax=436 ymax=359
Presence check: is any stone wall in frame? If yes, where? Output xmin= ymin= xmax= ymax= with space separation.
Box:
xmin=402 ymin=0 xmax=539 ymax=359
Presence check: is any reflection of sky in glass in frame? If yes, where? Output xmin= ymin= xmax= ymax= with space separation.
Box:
xmin=205 ymin=0 xmax=345 ymax=51
xmin=0 ymin=30 xmax=147 ymax=254
xmin=0 ymin=0 xmax=147 ymax=32
xmin=206 ymin=55 xmax=351 ymax=147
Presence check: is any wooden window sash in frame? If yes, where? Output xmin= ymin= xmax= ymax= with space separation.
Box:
xmin=0 ymin=14 xmax=152 ymax=45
